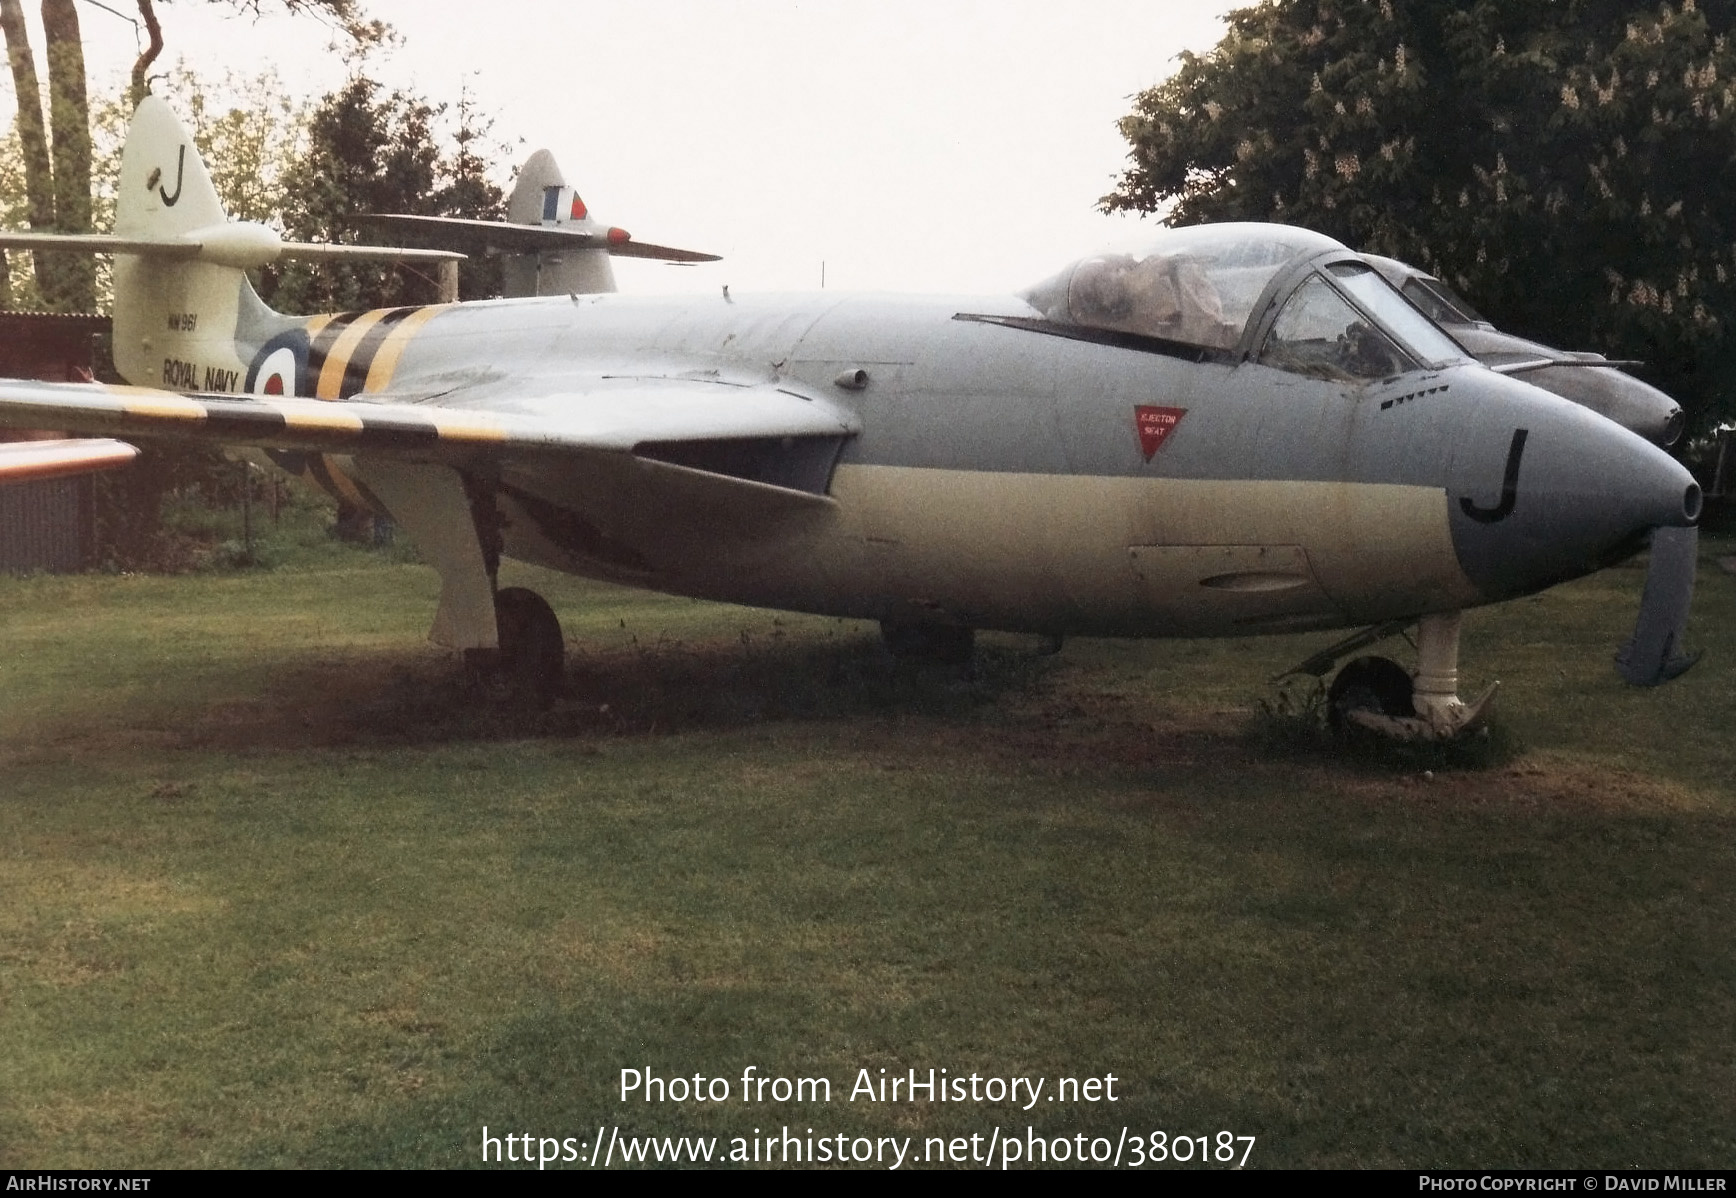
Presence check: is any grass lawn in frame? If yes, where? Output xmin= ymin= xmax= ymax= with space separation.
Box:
xmin=1 ymin=534 xmax=1733 ymax=1169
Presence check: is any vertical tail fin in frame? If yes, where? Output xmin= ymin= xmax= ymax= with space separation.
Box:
xmin=502 ymin=149 xmax=619 ymax=296
xmin=116 ymin=97 xmax=229 ymax=238
xmin=112 ymin=96 xmax=270 ymax=390
xmin=98 ymin=98 xmax=457 ymax=392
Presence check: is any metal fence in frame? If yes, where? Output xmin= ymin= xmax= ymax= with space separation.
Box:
xmin=0 ymin=474 xmax=91 ymax=574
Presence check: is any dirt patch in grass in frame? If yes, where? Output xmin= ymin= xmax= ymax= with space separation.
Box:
xmin=1387 ymin=756 xmax=1713 ymax=814
xmin=1 ymin=727 xmax=182 ymax=770
xmin=155 ymin=634 xmax=1056 ymax=751
xmin=14 ymin=606 xmax=1707 ymax=825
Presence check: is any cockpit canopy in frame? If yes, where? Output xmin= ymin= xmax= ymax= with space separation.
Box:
xmin=1021 ymin=223 xmax=1467 ymax=382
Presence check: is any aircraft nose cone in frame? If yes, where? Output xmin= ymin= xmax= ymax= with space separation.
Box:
xmin=1446 ymin=376 xmax=1699 ymax=600
xmin=1660 ymin=406 xmax=1687 ymax=449
xmin=1519 ymin=362 xmax=1687 ymax=447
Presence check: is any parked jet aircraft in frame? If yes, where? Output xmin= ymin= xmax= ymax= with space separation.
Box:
xmin=362 ymin=148 xmax=718 ymax=297
xmin=1363 ymin=254 xmax=1685 ymax=448
xmin=0 ymin=99 xmax=1704 ymax=738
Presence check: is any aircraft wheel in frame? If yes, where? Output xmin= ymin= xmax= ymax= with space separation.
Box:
xmin=495 ymin=586 xmax=565 ymax=706
xmin=880 ymin=620 xmax=975 ymax=665
xmin=1327 ymin=655 xmax=1415 ymax=729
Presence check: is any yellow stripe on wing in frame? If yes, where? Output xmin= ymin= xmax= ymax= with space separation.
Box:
xmin=280 ymin=405 xmax=366 ymax=434
xmin=426 ymin=413 xmax=508 ymax=442
xmin=121 ymin=395 xmax=209 ymax=420
xmin=104 ymin=384 xmax=181 ymax=397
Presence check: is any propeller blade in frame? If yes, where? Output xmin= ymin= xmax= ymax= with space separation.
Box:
xmin=1616 ymin=525 xmax=1701 ymax=685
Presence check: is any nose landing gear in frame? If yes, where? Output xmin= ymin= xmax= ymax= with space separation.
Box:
xmin=1326 ymin=655 xmax=1415 ymax=728
xmin=1286 ymin=612 xmax=1499 ymax=741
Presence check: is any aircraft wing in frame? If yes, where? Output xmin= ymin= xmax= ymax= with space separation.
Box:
xmin=360 ymin=214 xmax=721 ymax=263
xmin=0 ymin=437 xmax=138 ymax=484
xmin=0 ymin=377 xmax=857 ymax=490
xmin=0 ymin=231 xmax=463 ymax=265
xmin=1486 ymin=355 xmax=1645 ymax=375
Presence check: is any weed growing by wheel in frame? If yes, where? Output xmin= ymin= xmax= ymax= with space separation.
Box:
xmin=1249 ymin=674 xmax=1522 ymax=773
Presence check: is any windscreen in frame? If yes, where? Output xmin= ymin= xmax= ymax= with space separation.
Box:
xmin=1258 ymin=275 xmax=1412 ymax=381
xmin=1329 ymin=263 xmax=1468 ymax=365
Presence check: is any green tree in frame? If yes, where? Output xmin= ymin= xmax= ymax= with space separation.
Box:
xmin=1106 ymin=0 xmax=1736 ymax=435
xmin=1 ymin=0 xmax=383 ymax=310
xmin=265 ymin=74 xmax=506 ymax=312
xmin=435 ymin=78 xmax=509 ymax=300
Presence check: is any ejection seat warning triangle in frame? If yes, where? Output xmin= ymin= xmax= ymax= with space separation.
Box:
xmin=1135 ymin=405 xmax=1187 ymax=461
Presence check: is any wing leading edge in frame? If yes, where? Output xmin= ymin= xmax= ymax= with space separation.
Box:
xmin=360 ymin=214 xmax=721 ymax=263
xmin=0 ymin=376 xmax=858 ymax=496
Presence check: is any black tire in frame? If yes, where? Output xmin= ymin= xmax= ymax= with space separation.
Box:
xmin=1327 ymin=655 xmax=1415 ymax=729
xmin=879 ymin=620 xmax=975 ymax=665
xmin=495 ymin=587 xmax=564 ymax=705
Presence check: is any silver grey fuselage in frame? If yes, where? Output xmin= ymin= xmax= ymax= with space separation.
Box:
xmin=271 ymin=285 xmax=1698 ymax=639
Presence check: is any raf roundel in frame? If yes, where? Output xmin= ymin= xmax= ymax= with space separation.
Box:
xmin=246 ymin=329 xmax=311 ymax=398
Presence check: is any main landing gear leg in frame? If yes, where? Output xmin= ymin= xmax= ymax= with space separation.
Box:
xmin=465 ymin=477 xmax=564 ymax=705
xmin=350 ymin=458 xmax=564 ymax=703
xmin=1406 ymin=612 xmax=1499 ymax=737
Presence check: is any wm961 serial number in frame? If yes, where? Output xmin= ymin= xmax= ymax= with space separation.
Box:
xmin=1126 ymin=1130 xmax=1255 ymax=1168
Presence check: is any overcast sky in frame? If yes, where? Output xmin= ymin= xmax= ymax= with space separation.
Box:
xmin=4 ymin=0 xmax=1239 ymax=296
